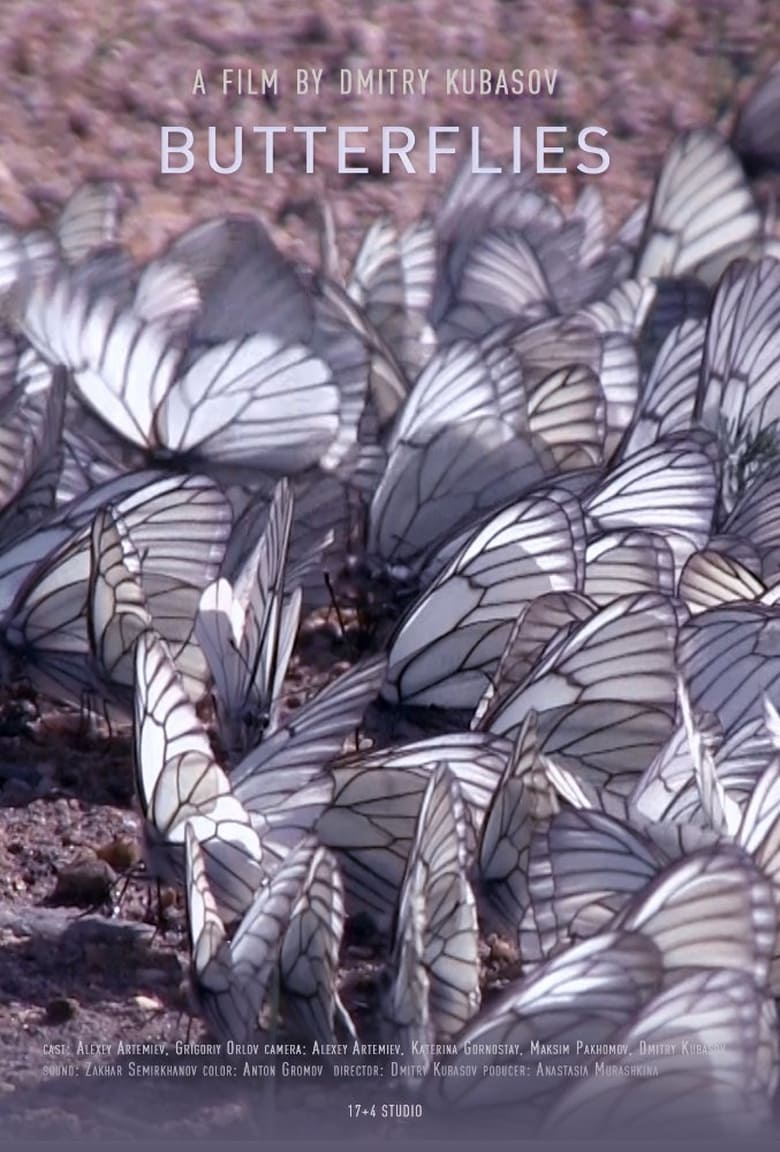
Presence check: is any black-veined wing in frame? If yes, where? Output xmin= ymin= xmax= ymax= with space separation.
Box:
xmin=618 ymin=318 xmax=706 ymax=459
xmin=16 ymin=249 xmax=367 ymax=478
xmin=525 ymin=362 xmax=606 ymax=469
xmin=383 ymin=764 xmax=480 ymax=1058
xmin=15 ymin=263 xmax=176 ymax=449
xmin=541 ymin=755 xmax=721 ymax=860
xmin=431 ymin=228 xmax=555 ymax=345
xmin=86 ymin=500 xmax=212 ymax=707
xmin=222 ymin=472 xmax=350 ymax=613
xmin=87 ymin=506 xmax=153 ymax=700
xmin=580 ymin=276 xmax=656 ymax=339
xmin=737 ymin=756 xmax=780 ymax=993
xmin=633 ymin=129 xmax=762 ymax=284
xmin=677 ymin=602 xmax=780 ymax=737
xmin=347 ymin=214 xmax=436 ymax=404
xmin=317 ymin=276 xmax=409 ymax=460
xmin=56 ymin=393 xmax=150 ymax=508
xmin=381 ymin=490 xmax=586 ymax=709
xmin=230 ymin=654 xmax=387 ymax=817
xmin=159 ymin=214 xmax=372 ymax=475
xmin=154 ymin=333 xmax=345 ymax=473
xmin=368 ymin=413 xmax=555 ymax=574
xmin=584 ymin=431 xmax=719 ymax=578
xmin=54 ymin=181 xmax=127 ymax=267
xmin=694 ymin=256 xmax=780 ymax=511
xmin=584 ymin=530 xmax=675 ymax=604
xmin=185 ymin=823 xmax=318 ymax=1044
xmin=592 ymin=333 xmax=639 ymax=460
xmin=196 ymin=478 xmax=299 ymax=762
xmin=0 ymin=469 xmax=231 ymax=614
xmin=386 ymin=339 xmax=526 ymax=457
xmin=630 ymin=704 xmax=780 ymax=828
xmin=472 ymin=590 xmax=596 ymax=730
xmin=279 ymin=844 xmax=356 ymax=1045
xmin=679 ymin=548 xmax=767 ymax=615
xmin=484 ymin=313 xmax=611 ymax=453
xmin=316 ymin=762 xmax=431 ymax=935
xmin=0 ymin=514 xmax=103 ymax=705
xmin=305 ymin=731 xmax=508 ymax=930
xmin=475 ymin=712 xmax=560 ymax=935
xmin=425 ymin=930 xmax=662 ymax=1115
xmin=134 ymin=629 xmax=264 ymax=924
xmin=480 ymin=592 xmax=679 ymax=797
xmin=611 ymin=845 xmax=776 ymax=987
xmin=544 ymin=969 xmax=779 ymax=1137
xmin=519 ymin=807 xmax=672 ymax=966
xmin=723 ymin=460 xmax=780 ymax=582
xmin=0 ymin=348 xmax=65 ymax=543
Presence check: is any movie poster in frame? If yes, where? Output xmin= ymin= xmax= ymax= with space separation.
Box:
xmin=1 ymin=1 xmax=779 ymax=1146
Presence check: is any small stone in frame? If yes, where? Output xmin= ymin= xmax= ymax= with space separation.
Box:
xmin=488 ymin=935 xmax=518 ymax=964
xmin=133 ymin=994 xmax=163 ymax=1012
xmin=50 ymin=857 xmax=116 ymax=908
xmin=96 ymin=836 xmax=140 ymax=873
xmin=44 ymin=996 xmax=78 ymax=1025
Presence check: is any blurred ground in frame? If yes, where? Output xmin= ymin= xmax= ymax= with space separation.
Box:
xmin=0 ymin=0 xmax=779 ymax=1140
xmin=0 ymin=0 xmax=778 ymax=263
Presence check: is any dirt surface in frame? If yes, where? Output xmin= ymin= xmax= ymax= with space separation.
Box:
xmin=0 ymin=1 xmax=779 ymax=1142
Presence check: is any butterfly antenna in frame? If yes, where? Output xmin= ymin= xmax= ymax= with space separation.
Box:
xmin=324 ymin=571 xmax=348 ymax=639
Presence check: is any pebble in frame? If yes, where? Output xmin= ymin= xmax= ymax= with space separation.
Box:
xmin=96 ymin=836 xmax=140 ymax=873
xmin=44 ymin=996 xmax=78 ymax=1025
xmin=50 ymin=858 xmax=116 ymax=907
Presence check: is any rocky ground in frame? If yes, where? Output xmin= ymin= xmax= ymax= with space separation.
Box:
xmin=0 ymin=0 xmax=779 ymax=1142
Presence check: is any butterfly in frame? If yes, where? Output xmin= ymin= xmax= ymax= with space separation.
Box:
xmin=633 ymin=129 xmax=762 ymax=285
xmin=381 ymin=489 xmax=586 ymax=710
xmin=382 ymin=763 xmax=481 ymax=1068
xmin=134 ymin=628 xmax=264 ymax=924
xmin=478 ymin=592 xmax=680 ymax=797
xmin=544 ymin=968 xmax=779 ymax=1137
xmin=195 ymin=478 xmax=300 ymax=763
xmin=185 ymin=822 xmax=324 ymax=1044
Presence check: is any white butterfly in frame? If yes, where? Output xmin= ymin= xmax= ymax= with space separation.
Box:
xmin=382 ymin=763 xmax=480 ymax=1067
xmin=475 ymin=711 xmax=560 ymax=936
xmin=278 ymin=843 xmax=357 ymax=1045
xmin=633 ymin=129 xmax=762 ymax=284
xmin=677 ymin=602 xmax=780 ymax=738
xmin=611 ymin=845 xmax=776 ymax=988
xmin=544 ymin=968 xmax=779 ymax=1137
xmin=196 ymin=478 xmax=300 ymax=763
xmin=381 ymin=489 xmax=586 ymax=709
xmin=185 ymin=822 xmax=321 ymax=1045
xmin=479 ymin=592 xmax=680 ymax=797
xmin=14 ymin=220 xmax=369 ymax=479
xmin=134 ymin=629 xmax=264 ymax=924
xmin=426 ymin=929 xmax=663 ymax=1116
xmin=0 ymin=473 xmax=229 ymax=710
xmin=695 ymin=256 xmax=780 ymax=513
xmin=301 ymin=731 xmax=509 ymax=930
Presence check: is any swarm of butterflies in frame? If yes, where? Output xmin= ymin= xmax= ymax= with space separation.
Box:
xmin=1 ymin=64 xmax=780 ymax=1137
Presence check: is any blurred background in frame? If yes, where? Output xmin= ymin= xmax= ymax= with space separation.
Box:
xmin=0 ymin=0 xmax=778 ymax=264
